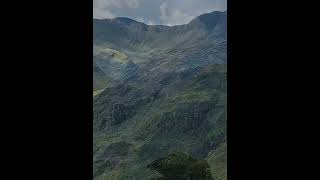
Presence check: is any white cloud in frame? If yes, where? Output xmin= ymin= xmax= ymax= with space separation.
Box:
xmin=135 ymin=17 xmax=156 ymax=25
xmin=147 ymin=20 xmax=155 ymax=25
xmin=136 ymin=17 xmax=145 ymax=23
xmin=160 ymin=1 xmax=194 ymax=26
xmin=93 ymin=0 xmax=113 ymax=18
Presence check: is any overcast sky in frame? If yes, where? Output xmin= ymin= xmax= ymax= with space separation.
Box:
xmin=93 ymin=0 xmax=227 ymax=26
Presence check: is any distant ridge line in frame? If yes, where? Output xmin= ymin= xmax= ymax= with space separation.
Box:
xmin=93 ymin=10 xmax=226 ymax=27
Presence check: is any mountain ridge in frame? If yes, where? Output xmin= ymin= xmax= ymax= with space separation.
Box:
xmin=93 ymin=10 xmax=226 ymax=59
xmin=93 ymin=11 xmax=226 ymax=27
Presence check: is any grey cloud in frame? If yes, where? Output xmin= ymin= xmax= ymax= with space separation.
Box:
xmin=93 ymin=0 xmax=144 ymax=19
xmin=108 ymin=0 xmax=142 ymax=8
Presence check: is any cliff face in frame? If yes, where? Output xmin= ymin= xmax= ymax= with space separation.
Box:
xmin=93 ymin=11 xmax=227 ymax=180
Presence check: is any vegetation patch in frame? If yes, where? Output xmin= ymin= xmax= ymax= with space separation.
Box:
xmin=147 ymin=151 xmax=214 ymax=180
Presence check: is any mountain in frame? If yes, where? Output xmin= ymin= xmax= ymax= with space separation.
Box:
xmin=93 ymin=11 xmax=227 ymax=180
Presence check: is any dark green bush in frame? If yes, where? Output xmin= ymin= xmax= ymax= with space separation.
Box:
xmin=147 ymin=151 xmax=214 ymax=180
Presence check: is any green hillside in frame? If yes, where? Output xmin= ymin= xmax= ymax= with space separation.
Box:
xmin=93 ymin=11 xmax=227 ymax=180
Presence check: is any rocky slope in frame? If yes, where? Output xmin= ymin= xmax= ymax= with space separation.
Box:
xmin=93 ymin=11 xmax=227 ymax=180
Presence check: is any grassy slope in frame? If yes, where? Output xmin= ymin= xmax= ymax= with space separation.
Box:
xmin=93 ymin=47 xmax=129 ymax=91
xmin=93 ymin=65 xmax=227 ymax=180
xmin=93 ymin=89 xmax=105 ymax=97
xmin=94 ymin=47 xmax=129 ymax=64
xmin=207 ymin=142 xmax=227 ymax=180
